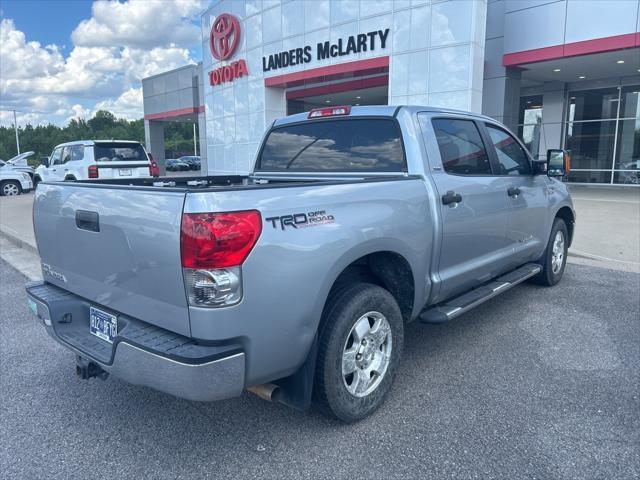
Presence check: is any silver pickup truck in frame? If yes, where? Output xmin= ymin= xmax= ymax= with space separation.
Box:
xmin=26 ymin=106 xmax=575 ymax=422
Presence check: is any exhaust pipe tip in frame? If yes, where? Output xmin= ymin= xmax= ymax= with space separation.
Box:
xmin=247 ymin=383 xmax=280 ymax=402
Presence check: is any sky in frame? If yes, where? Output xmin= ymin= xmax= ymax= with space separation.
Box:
xmin=0 ymin=0 xmax=207 ymax=127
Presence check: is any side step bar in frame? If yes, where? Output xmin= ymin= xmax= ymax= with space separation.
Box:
xmin=420 ymin=263 xmax=542 ymax=324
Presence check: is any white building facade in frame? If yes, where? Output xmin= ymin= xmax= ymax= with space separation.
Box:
xmin=143 ymin=0 xmax=640 ymax=185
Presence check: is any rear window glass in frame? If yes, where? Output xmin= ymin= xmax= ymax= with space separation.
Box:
xmin=256 ymin=118 xmax=405 ymax=172
xmin=94 ymin=143 xmax=147 ymax=162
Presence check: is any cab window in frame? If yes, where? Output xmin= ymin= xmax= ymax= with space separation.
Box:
xmin=486 ymin=125 xmax=532 ymax=175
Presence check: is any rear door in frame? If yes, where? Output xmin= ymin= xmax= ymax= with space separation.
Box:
xmin=419 ymin=115 xmax=511 ymax=302
xmin=33 ymin=183 xmax=190 ymax=336
xmin=93 ymin=142 xmax=151 ymax=179
xmin=483 ymin=123 xmax=549 ymax=264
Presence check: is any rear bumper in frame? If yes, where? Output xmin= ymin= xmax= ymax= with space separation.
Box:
xmin=26 ymin=281 xmax=245 ymax=402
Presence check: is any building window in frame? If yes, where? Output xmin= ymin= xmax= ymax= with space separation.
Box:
xmin=565 ymin=85 xmax=640 ymax=185
xmin=517 ymin=95 xmax=543 ymax=158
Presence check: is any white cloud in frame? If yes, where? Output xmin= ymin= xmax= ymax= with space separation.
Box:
xmin=72 ymin=0 xmax=204 ymax=49
xmin=93 ymin=87 xmax=143 ymax=120
xmin=0 ymin=0 xmax=204 ymax=126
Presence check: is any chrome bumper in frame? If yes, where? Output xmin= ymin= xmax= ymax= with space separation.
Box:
xmin=26 ymin=282 xmax=245 ymax=402
xmin=105 ymin=343 xmax=245 ymax=402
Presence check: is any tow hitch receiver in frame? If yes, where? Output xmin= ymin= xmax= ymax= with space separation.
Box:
xmin=75 ymin=356 xmax=109 ymax=380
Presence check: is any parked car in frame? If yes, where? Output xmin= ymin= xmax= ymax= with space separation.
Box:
xmin=34 ymin=140 xmax=159 ymax=184
xmin=178 ymin=155 xmax=201 ymax=170
xmin=26 ymin=105 xmax=575 ymax=422
xmin=166 ymin=158 xmax=190 ymax=171
xmin=0 ymin=165 xmax=33 ymax=196
xmin=0 ymin=151 xmax=36 ymax=180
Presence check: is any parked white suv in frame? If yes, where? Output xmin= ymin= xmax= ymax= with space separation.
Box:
xmin=0 ymin=167 xmax=33 ymax=196
xmin=34 ymin=140 xmax=159 ymax=185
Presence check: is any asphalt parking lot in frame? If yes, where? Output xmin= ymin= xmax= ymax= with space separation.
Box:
xmin=1 ymin=258 xmax=638 ymax=479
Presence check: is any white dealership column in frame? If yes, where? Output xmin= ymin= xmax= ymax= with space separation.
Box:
xmin=144 ymin=120 xmax=166 ymax=174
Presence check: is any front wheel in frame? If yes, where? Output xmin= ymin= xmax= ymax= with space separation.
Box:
xmin=313 ymin=282 xmax=404 ymax=422
xmin=0 ymin=180 xmax=22 ymax=196
xmin=531 ymin=218 xmax=568 ymax=286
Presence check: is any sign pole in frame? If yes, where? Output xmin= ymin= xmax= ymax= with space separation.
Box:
xmin=13 ymin=110 xmax=20 ymax=154
xmin=193 ymin=123 xmax=198 ymax=156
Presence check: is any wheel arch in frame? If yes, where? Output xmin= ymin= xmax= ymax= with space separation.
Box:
xmin=273 ymin=243 xmax=419 ymax=411
xmin=325 ymin=251 xmax=416 ymax=324
xmin=555 ymin=206 xmax=575 ymax=246
xmin=0 ymin=179 xmax=22 ymax=195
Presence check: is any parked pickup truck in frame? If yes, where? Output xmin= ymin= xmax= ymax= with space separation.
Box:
xmin=26 ymin=106 xmax=575 ymax=422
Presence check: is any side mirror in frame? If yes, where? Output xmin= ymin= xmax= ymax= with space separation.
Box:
xmin=547 ymin=149 xmax=570 ymax=177
xmin=40 ymin=157 xmax=49 ymax=167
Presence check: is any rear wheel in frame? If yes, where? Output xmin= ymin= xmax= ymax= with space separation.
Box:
xmin=0 ymin=180 xmax=21 ymax=196
xmin=531 ymin=218 xmax=568 ymax=286
xmin=33 ymin=176 xmax=41 ymax=188
xmin=313 ymin=282 xmax=403 ymax=422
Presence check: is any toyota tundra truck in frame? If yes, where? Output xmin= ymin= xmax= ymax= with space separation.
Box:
xmin=26 ymin=106 xmax=575 ymax=422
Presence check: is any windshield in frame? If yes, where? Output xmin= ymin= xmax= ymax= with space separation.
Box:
xmin=256 ymin=118 xmax=405 ymax=172
xmin=94 ymin=142 xmax=148 ymax=162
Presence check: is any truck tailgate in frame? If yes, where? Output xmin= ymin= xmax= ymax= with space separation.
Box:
xmin=33 ymin=183 xmax=190 ymax=336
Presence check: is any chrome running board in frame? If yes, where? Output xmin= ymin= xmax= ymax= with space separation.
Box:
xmin=420 ymin=263 xmax=542 ymax=324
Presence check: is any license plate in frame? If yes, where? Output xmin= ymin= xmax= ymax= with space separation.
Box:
xmin=89 ymin=306 xmax=117 ymax=343
xmin=118 ymin=168 xmax=132 ymax=176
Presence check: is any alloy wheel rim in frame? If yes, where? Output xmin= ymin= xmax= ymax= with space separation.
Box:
xmin=3 ymin=183 xmax=19 ymax=195
xmin=342 ymin=311 xmax=392 ymax=398
xmin=551 ymin=230 xmax=565 ymax=274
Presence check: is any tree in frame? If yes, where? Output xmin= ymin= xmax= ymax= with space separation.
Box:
xmin=0 ymin=110 xmax=196 ymax=165
xmin=0 ymin=111 xmax=146 ymax=164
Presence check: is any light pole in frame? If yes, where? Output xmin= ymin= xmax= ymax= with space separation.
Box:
xmin=193 ymin=123 xmax=198 ymax=156
xmin=13 ymin=110 xmax=20 ymax=154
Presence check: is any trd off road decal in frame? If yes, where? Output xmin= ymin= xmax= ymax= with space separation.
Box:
xmin=265 ymin=210 xmax=335 ymax=230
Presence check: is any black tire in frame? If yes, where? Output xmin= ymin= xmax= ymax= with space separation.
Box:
xmin=531 ymin=217 xmax=568 ymax=286
xmin=33 ymin=176 xmax=41 ymax=188
xmin=0 ymin=180 xmax=22 ymax=196
xmin=313 ymin=282 xmax=404 ymax=423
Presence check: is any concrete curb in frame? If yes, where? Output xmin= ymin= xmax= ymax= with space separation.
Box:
xmin=0 ymin=227 xmax=38 ymax=255
xmin=569 ymin=248 xmax=640 ymax=266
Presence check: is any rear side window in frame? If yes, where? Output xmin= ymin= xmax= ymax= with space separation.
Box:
xmin=432 ymin=118 xmax=492 ymax=175
xmin=62 ymin=145 xmax=84 ymax=163
xmin=94 ymin=143 xmax=147 ymax=162
xmin=486 ymin=125 xmax=532 ymax=175
xmin=256 ymin=118 xmax=405 ymax=172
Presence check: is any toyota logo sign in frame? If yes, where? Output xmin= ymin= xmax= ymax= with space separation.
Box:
xmin=209 ymin=13 xmax=241 ymax=61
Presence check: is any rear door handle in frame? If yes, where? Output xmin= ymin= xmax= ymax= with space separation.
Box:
xmin=507 ymin=186 xmax=521 ymax=197
xmin=75 ymin=210 xmax=100 ymax=232
xmin=442 ymin=191 xmax=462 ymax=205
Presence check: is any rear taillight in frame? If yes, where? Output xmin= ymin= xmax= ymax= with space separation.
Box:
xmin=88 ymin=164 xmax=99 ymax=178
xmin=148 ymin=153 xmax=160 ymax=177
xmin=149 ymin=160 xmax=160 ymax=177
xmin=308 ymin=106 xmax=351 ymax=118
xmin=181 ymin=210 xmax=262 ymax=307
xmin=181 ymin=211 xmax=261 ymax=269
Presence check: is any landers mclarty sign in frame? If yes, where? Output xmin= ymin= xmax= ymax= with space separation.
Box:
xmin=262 ymin=28 xmax=390 ymax=73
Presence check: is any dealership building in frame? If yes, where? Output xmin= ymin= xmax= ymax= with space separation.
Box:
xmin=142 ymin=0 xmax=640 ymax=185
